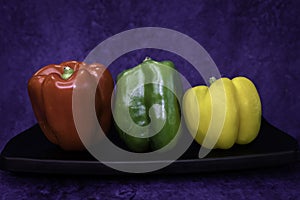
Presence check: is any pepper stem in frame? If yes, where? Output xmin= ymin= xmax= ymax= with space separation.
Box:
xmin=143 ymin=57 xmax=152 ymax=62
xmin=61 ymin=66 xmax=74 ymax=80
xmin=209 ymin=77 xmax=217 ymax=85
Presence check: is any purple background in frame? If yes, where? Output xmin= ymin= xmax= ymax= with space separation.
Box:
xmin=0 ymin=0 xmax=299 ymax=199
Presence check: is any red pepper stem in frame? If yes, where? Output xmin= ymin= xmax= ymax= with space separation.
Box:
xmin=61 ymin=66 xmax=74 ymax=80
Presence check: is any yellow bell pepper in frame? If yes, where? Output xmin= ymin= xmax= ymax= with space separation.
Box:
xmin=183 ymin=76 xmax=261 ymax=149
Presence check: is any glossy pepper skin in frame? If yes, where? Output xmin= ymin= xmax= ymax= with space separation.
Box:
xmin=28 ymin=61 xmax=114 ymax=151
xmin=114 ymin=58 xmax=182 ymax=152
xmin=183 ymin=77 xmax=261 ymax=149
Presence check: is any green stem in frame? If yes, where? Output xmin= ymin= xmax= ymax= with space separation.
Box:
xmin=61 ymin=66 xmax=74 ymax=80
xmin=209 ymin=77 xmax=217 ymax=86
xmin=143 ymin=57 xmax=152 ymax=62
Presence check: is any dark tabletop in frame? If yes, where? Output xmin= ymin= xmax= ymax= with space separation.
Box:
xmin=0 ymin=0 xmax=299 ymax=199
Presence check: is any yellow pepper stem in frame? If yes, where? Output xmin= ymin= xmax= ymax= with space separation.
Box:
xmin=209 ymin=77 xmax=217 ymax=85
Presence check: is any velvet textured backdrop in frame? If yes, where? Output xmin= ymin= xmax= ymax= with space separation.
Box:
xmin=0 ymin=0 xmax=299 ymax=199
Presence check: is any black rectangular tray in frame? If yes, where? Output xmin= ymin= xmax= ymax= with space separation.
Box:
xmin=0 ymin=118 xmax=299 ymax=175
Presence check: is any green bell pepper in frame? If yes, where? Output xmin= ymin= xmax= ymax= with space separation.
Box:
xmin=113 ymin=57 xmax=182 ymax=152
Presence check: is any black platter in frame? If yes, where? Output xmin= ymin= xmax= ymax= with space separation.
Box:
xmin=0 ymin=118 xmax=298 ymax=175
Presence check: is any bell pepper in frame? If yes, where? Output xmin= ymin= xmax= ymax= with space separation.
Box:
xmin=28 ymin=61 xmax=114 ymax=151
xmin=113 ymin=58 xmax=182 ymax=152
xmin=183 ymin=76 xmax=261 ymax=149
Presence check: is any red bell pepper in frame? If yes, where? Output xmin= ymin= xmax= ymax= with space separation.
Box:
xmin=28 ymin=61 xmax=114 ymax=151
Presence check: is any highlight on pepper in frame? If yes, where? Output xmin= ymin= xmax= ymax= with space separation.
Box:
xmin=183 ymin=76 xmax=262 ymax=149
